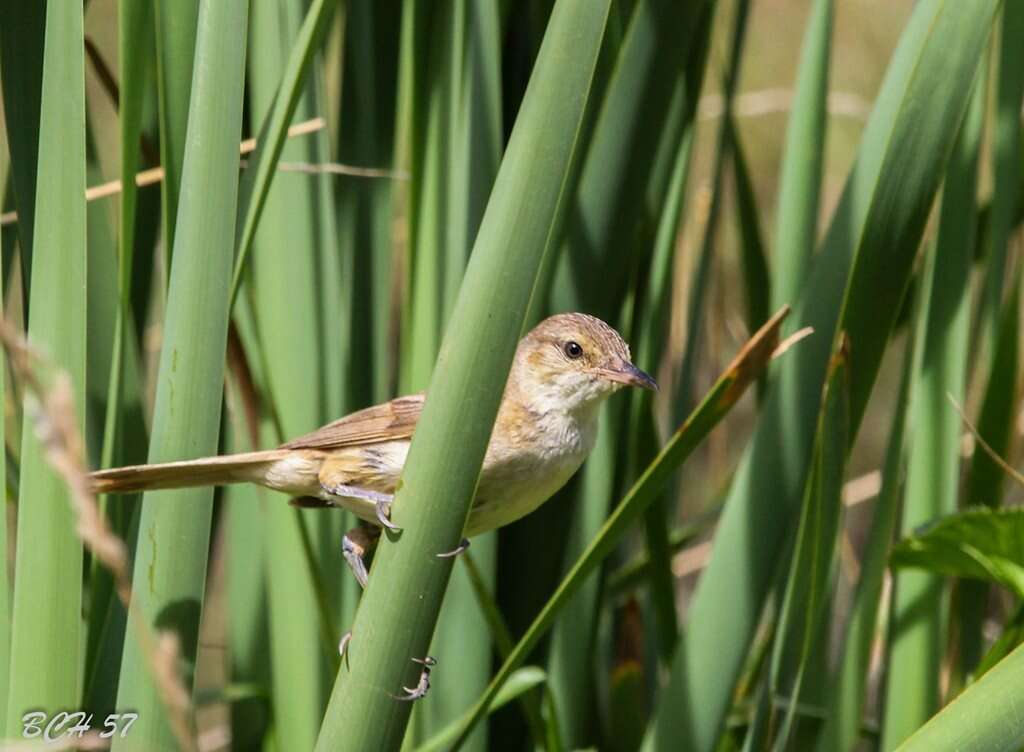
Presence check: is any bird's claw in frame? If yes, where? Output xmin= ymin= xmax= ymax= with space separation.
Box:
xmin=389 ymin=656 xmax=436 ymax=702
xmin=436 ymin=538 xmax=470 ymax=558
xmin=322 ymin=482 xmax=402 ymax=533
xmin=338 ymin=631 xmax=352 ymax=668
xmin=342 ymin=533 xmax=370 ymax=588
xmin=375 ymin=498 xmax=401 ymax=532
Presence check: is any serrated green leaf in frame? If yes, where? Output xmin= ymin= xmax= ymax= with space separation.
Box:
xmin=891 ymin=508 xmax=1024 ymax=597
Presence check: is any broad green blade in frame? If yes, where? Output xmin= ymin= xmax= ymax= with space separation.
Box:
xmin=314 ymin=3 xmax=612 ymax=749
xmin=113 ymin=0 xmax=249 ymax=747
xmin=896 ymin=641 xmax=1024 ymax=752
xmin=4 ymin=0 xmax=87 ymax=733
xmin=427 ymin=309 xmax=789 ymax=752
xmin=644 ymin=2 xmax=1000 ymax=749
xmin=771 ymin=0 xmax=832 ymax=311
xmin=882 ymin=66 xmax=983 ymax=746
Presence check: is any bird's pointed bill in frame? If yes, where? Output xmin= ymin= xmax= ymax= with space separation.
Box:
xmin=601 ymin=362 xmax=658 ymax=391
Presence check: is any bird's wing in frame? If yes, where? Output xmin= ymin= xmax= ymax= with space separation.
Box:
xmin=280 ymin=394 xmax=424 ymax=450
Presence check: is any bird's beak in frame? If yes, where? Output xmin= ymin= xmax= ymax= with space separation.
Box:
xmin=601 ymin=361 xmax=658 ymax=391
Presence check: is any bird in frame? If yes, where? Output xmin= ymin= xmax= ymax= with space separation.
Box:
xmin=90 ymin=312 xmax=656 ymax=586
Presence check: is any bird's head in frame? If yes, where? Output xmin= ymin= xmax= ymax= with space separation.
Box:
xmin=511 ymin=312 xmax=656 ymax=417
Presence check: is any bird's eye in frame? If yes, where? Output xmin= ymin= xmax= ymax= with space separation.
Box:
xmin=564 ymin=341 xmax=584 ymax=360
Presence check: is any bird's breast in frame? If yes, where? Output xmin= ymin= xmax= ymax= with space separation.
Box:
xmin=468 ymin=410 xmax=598 ymax=536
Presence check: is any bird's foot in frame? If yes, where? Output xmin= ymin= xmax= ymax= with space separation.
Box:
xmin=436 ymin=538 xmax=470 ymax=559
xmin=321 ymin=482 xmax=401 ymax=532
xmin=338 ymin=630 xmax=352 ymax=668
xmin=342 ymin=527 xmax=379 ymax=588
xmin=389 ymin=656 xmax=437 ymax=702
xmin=375 ymin=498 xmax=400 ymax=532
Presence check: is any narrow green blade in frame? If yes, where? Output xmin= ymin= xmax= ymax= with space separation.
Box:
xmin=335 ymin=0 xmax=400 ymax=408
xmin=769 ymin=348 xmax=848 ymax=748
xmin=0 ymin=1 xmax=45 ymax=291
xmin=229 ymin=0 xmax=340 ymax=306
xmin=0 ymin=148 xmax=9 ymax=729
xmin=152 ymin=0 xmax=198 ymax=264
xmin=771 ymin=0 xmax=832 ymax=311
xmin=976 ymin=2 xmax=1024 ymax=344
xmin=245 ymin=0 xmax=339 ymax=746
xmin=816 ymin=338 xmax=913 ymax=752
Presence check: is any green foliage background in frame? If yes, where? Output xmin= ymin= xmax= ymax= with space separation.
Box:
xmin=0 ymin=0 xmax=1022 ymax=750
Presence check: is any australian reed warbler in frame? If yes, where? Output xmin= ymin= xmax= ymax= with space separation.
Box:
xmin=90 ymin=312 xmax=656 ymax=585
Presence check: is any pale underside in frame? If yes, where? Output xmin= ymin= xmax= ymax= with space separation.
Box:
xmin=259 ymin=393 xmax=597 ymax=537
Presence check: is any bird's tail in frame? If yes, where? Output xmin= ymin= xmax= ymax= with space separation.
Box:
xmin=89 ymin=449 xmax=293 ymax=495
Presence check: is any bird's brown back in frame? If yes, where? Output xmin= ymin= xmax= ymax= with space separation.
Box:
xmin=280 ymin=394 xmax=425 ymax=451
